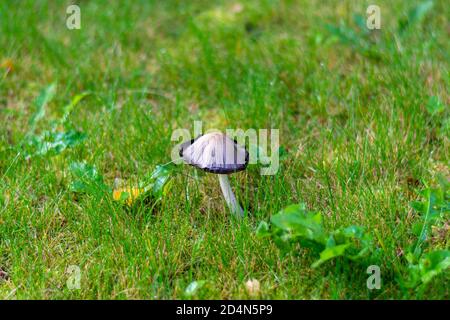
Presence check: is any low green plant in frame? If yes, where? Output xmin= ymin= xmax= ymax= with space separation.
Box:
xmin=258 ymin=180 xmax=449 ymax=290
xmin=69 ymin=161 xmax=109 ymax=196
xmin=256 ymin=203 xmax=374 ymax=268
xmin=398 ymin=0 xmax=434 ymax=33
xmin=25 ymin=129 xmax=86 ymax=158
xmin=401 ymin=179 xmax=449 ymax=289
xmin=22 ymin=84 xmax=90 ymax=158
xmin=69 ymin=161 xmax=176 ymax=205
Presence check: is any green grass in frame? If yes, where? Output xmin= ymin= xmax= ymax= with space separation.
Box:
xmin=0 ymin=0 xmax=448 ymax=299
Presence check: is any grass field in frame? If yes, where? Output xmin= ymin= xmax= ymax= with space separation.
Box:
xmin=0 ymin=0 xmax=449 ymax=299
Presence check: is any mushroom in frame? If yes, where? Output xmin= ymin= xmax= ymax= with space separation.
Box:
xmin=179 ymin=132 xmax=249 ymax=217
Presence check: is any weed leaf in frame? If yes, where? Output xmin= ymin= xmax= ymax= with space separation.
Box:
xmin=60 ymin=92 xmax=92 ymax=124
xmin=258 ymin=203 xmax=373 ymax=268
xmin=256 ymin=221 xmax=270 ymax=238
xmin=410 ymin=186 xmax=449 ymax=259
xmin=145 ymin=164 xmax=176 ymax=200
xmin=399 ymin=0 xmax=434 ymax=32
xmin=425 ymin=96 xmax=446 ymax=115
xmin=26 ymin=130 xmax=86 ymax=158
xmin=29 ymin=83 xmax=57 ymax=127
xmin=418 ymin=250 xmax=450 ymax=284
xmin=69 ymin=161 xmax=108 ymax=195
xmin=270 ymin=204 xmax=326 ymax=244
xmin=312 ymin=244 xmax=351 ymax=268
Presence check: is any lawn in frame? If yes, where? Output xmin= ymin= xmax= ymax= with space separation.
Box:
xmin=0 ymin=0 xmax=448 ymax=299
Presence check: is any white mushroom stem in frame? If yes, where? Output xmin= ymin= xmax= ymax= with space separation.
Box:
xmin=218 ymin=174 xmax=244 ymax=217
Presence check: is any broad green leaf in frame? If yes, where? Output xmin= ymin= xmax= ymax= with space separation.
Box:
xmin=146 ymin=164 xmax=176 ymax=199
xmin=258 ymin=203 xmax=374 ymax=268
xmin=426 ymin=96 xmax=446 ymax=115
xmin=324 ymin=225 xmax=373 ymax=263
xmin=410 ymin=186 xmax=449 ymax=259
xmin=256 ymin=221 xmax=270 ymax=238
xmin=353 ymin=14 xmax=369 ymax=34
xmin=404 ymin=263 xmax=421 ymax=288
xmin=70 ymin=162 xmax=103 ymax=183
xmin=418 ymin=250 xmax=450 ymax=284
xmin=405 ymin=251 xmax=417 ymax=265
xmin=29 ymin=83 xmax=57 ymax=127
xmin=326 ymin=23 xmax=362 ymax=47
xmin=406 ymin=250 xmax=450 ymax=288
xmin=26 ymin=130 xmax=86 ymax=157
xmin=407 ymin=1 xmax=434 ymax=25
xmin=325 ymin=23 xmax=381 ymax=60
xmin=270 ymin=204 xmax=326 ymax=243
xmin=69 ymin=161 xmax=108 ymax=194
xmin=399 ymin=0 xmax=434 ymax=32
xmin=410 ymin=201 xmax=425 ymax=213
xmin=333 ymin=225 xmax=372 ymax=247
xmin=403 ymin=183 xmax=449 ymax=289
xmin=312 ymin=243 xmax=351 ymax=268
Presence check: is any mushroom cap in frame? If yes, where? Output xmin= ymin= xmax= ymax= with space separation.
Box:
xmin=179 ymin=132 xmax=249 ymax=174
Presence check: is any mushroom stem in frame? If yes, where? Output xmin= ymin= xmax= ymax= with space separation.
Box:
xmin=218 ymin=174 xmax=244 ymax=217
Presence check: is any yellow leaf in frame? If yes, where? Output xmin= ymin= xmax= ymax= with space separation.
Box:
xmin=112 ymin=187 xmax=143 ymax=206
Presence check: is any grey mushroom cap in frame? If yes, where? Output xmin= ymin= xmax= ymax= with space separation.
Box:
xmin=179 ymin=132 xmax=249 ymax=174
